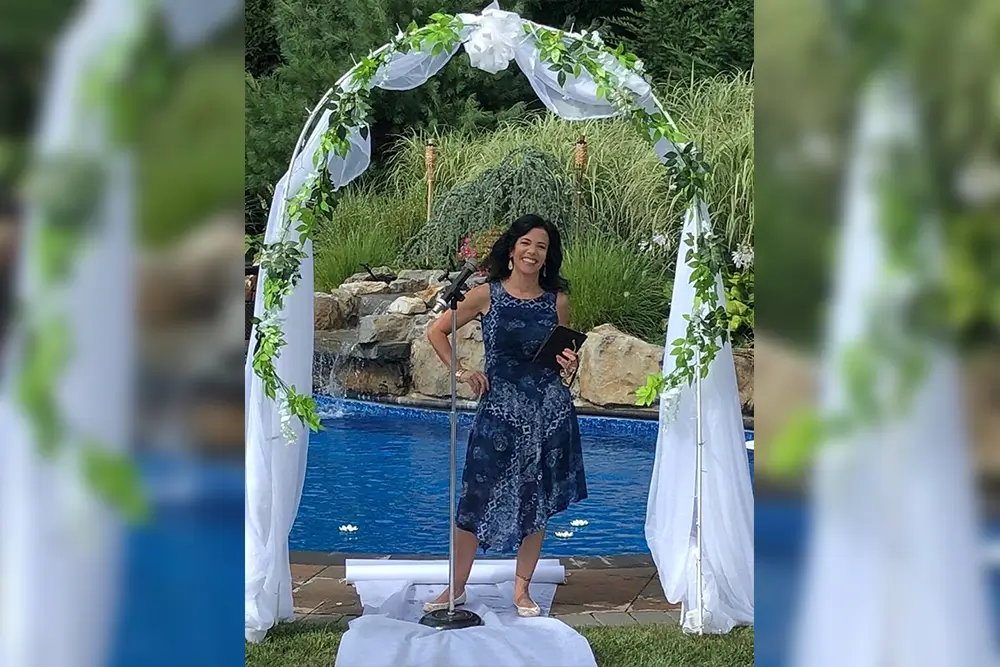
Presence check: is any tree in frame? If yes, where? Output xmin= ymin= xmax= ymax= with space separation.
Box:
xmin=610 ymin=0 xmax=753 ymax=84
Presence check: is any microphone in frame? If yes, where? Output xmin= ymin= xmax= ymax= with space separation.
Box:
xmin=439 ymin=260 xmax=478 ymax=308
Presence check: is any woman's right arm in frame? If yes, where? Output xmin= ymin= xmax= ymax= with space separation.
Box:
xmin=426 ymin=283 xmax=490 ymax=395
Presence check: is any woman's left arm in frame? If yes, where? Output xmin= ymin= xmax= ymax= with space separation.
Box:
xmin=556 ymin=292 xmax=571 ymax=326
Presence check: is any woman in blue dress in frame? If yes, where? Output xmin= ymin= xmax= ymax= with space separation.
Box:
xmin=423 ymin=213 xmax=588 ymax=617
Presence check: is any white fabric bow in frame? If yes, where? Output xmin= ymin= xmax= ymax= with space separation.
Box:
xmin=462 ymin=8 xmax=524 ymax=74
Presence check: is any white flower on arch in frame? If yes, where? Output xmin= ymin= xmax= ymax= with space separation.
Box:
xmin=462 ymin=8 xmax=524 ymax=74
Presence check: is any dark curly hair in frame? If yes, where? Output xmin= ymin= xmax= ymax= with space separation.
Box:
xmin=486 ymin=213 xmax=570 ymax=294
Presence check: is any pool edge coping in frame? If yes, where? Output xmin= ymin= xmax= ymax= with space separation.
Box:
xmin=291 ymin=550 xmax=656 ymax=570
xmin=324 ymin=391 xmax=756 ymax=431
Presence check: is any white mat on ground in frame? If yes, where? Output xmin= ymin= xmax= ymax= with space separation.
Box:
xmin=335 ymin=559 xmax=597 ymax=667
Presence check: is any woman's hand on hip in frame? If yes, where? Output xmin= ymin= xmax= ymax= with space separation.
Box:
xmin=556 ymin=348 xmax=579 ymax=375
xmin=458 ymin=369 xmax=490 ymax=397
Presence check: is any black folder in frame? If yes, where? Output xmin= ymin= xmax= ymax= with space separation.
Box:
xmin=532 ymin=325 xmax=588 ymax=371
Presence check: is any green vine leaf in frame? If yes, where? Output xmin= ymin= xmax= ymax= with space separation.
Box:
xmin=81 ymin=443 xmax=150 ymax=523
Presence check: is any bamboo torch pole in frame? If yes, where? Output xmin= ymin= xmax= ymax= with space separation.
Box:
xmin=426 ymin=140 xmax=437 ymax=221
xmin=574 ymin=135 xmax=588 ymax=224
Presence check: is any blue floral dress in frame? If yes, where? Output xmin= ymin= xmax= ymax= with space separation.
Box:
xmin=456 ymin=281 xmax=588 ymax=553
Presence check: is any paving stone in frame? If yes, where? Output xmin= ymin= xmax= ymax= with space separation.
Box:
xmin=629 ymin=610 xmax=680 ymax=625
xmin=291 ymin=564 xmax=326 ymax=586
xmin=295 ymin=576 xmax=361 ymax=616
xmin=630 ymin=573 xmax=680 ymax=612
xmin=556 ymin=613 xmax=602 ymax=627
xmin=313 ymin=565 xmax=346 ymax=580
xmin=550 ymin=567 xmax=656 ymax=615
xmin=593 ymin=612 xmax=638 ymax=626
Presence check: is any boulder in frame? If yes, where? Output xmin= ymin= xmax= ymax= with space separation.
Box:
xmin=358 ymin=314 xmax=412 ymax=344
xmin=388 ymin=278 xmax=427 ymax=294
xmin=397 ymin=269 xmax=443 ymax=289
xmin=314 ymin=289 xmax=357 ymax=330
xmin=410 ymin=321 xmax=485 ymax=400
xmin=337 ymin=360 xmax=407 ymax=397
xmin=340 ymin=280 xmax=390 ymax=296
xmin=344 ymin=266 xmax=395 ymax=284
xmin=577 ymin=324 xmax=664 ymax=407
xmin=388 ymin=296 xmax=427 ymax=315
xmin=416 ymin=283 xmax=445 ymax=307
xmin=732 ymin=346 xmax=754 ymax=413
xmin=409 ymin=313 xmax=437 ymax=341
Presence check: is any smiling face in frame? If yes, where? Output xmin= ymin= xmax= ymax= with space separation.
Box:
xmin=510 ymin=226 xmax=549 ymax=278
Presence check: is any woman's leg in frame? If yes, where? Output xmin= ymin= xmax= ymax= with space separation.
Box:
xmin=514 ymin=529 xmax=545 ymax=607
xmin=428 ymin=527 xmax=479 ymax=603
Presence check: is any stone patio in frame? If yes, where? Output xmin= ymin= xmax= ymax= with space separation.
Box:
xmin=290 ymin=553 xmax=681 ymax=629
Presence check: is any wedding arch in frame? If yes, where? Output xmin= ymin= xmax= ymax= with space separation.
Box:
xmin=245 ymin=2 xmax=752 ymax=642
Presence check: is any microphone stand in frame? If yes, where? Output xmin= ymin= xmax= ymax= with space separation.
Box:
xmin=419 ymin=266 xmax=483 ymax=631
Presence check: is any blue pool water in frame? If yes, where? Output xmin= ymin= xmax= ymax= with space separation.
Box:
xmin=290 ymin=398 xmax=754 ymax=556
xmin=107 ymin=453 xmax=244 ymax=667
xmin=756 ymin=499 xmax=1000 ymax=667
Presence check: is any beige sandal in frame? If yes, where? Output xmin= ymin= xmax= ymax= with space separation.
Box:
xmin=423 ymin=590 xmax=467 ymax=613
xmin=514 ymin=573 xmax=541 ymax=617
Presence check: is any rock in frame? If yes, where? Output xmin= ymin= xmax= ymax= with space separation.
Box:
xmin=388 ymin=296 xmax=427 ymax=315
xmin=388 ymin=278 xmax=426 ymax=294
xmin=732 ymin=346 xmax=754 ymax=413
xmin=336 ymin=360 xmax=407 ymax=397
xmin=344 ymin=266 xmax=395 ymax=284
xmin=357 ymin=294 xmax=399 ymax=317
xmin=577 ymin=324 xmax=664 ymax=407
xmin=340 ymin=280 xmax=389 ymax=296
xmin=410 ymin=322 xmax=485 ymax=400
xmin=139 ymin=216 xmax=243 ymax=327
xmin=967 ymin=353 xmax=1000 ymax=479
xmin=397 ymin=269 xmax=442 ymax=289
xmin=469 ymin=274 xmax=489 ymax=288
xmin=416 ymin=284 xmax=444 ymax=307
xmin=409 ymin=314 xmax=436 ymax=341
xmin=314 ymin=289 xmax=357 ymax=330
xmin=358 ymin=314 xmax=412 ymax=344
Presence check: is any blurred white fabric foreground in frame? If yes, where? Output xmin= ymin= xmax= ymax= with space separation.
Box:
xmin=335 ymin=559 xmax=596 ymax=667
xmin=789 ymin=73 xmax=998 ymax=667
xmin=0 ymin=1 xmax=137 ymax=666
xmin=644 ymin=202 xmax=755 ymax=634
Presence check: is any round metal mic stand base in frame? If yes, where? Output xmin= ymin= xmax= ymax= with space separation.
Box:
xmin=418 ymin=607 xmax=484 ymax=630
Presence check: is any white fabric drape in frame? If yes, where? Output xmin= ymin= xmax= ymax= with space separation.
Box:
xmin=245 ymin=4 xmax=710 ymax=642
xmin=0 ymin=1 xmax=137 ymax=665
xmin=245 ymin=24 xmax=466 ymax=645
xmin=644 ymin=201 xmax=755 ymax=634
xmin=788 ymin=73 xmax=997 ymax=667
xmin=338 ymin=560 xmax=595 ymax=667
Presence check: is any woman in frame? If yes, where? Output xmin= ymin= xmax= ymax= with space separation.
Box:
xmin=423 ymin=213 xmax=587 ymax=617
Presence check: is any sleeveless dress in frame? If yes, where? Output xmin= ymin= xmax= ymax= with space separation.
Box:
xmin=455 ymin=280 xmax=588 ymax=553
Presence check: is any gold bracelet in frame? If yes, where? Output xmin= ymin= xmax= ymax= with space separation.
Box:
xmin=455 ymin=369 xmax=466 ymax=381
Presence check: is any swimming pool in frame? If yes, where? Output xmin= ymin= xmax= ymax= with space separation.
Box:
xmin=756 ymin=498 xmax=1000 ymax=666
xmin=289 ymin=397 xmax=754 ymax=556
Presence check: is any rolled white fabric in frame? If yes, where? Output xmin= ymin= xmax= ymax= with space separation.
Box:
xmin=345 ymin=559 xmax=565 ymax=585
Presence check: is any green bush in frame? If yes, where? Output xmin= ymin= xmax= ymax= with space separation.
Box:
xmin=312 ymin=186 xmax=424 ymax=291
xmin=562 ymin=235 xmax=671 ymax=343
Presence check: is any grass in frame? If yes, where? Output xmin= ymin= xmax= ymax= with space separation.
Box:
xmin=246 ymin=621 xmax=754 ymax=667
xmin=386 ymin=73 xmax=753 ymax=251
xmin=562 ymin=235 xmax=671 ymax=343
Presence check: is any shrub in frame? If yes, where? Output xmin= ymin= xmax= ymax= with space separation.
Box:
xmin=312 ymin=186 xmax=424 ymax=290
xmin=561 ymin=235 xmax=671 ymax=343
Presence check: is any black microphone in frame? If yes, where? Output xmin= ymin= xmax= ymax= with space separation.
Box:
xmin=439 ymin=260 xmax=478 ymax=308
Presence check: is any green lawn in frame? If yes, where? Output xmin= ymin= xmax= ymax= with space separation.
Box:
xmin=246 ymin=621 xmax=754 ymax=667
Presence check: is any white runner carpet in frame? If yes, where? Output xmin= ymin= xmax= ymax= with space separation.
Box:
xmin=334 ymin=559 xmax=597 ymax=667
